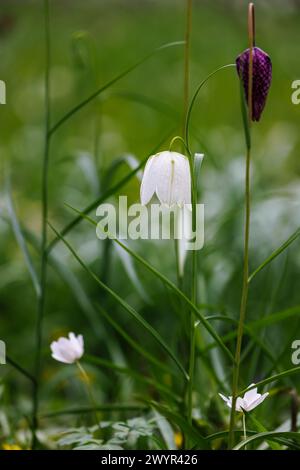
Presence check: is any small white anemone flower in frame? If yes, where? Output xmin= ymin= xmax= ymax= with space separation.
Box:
xmin=140 ymin=151 xmax=191 ymax=207
xmin=219 ymin=384 xmax=269 ymax=412
xmin=50 ymin=332 xmax=84 ymax=364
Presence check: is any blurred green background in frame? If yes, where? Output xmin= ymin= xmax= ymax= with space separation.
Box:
xmin=0 ymin=0 xmax=300 ymax=446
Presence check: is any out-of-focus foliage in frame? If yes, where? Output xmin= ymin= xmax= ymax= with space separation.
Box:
xmin=0 ymin=0 xmax=300 ymax=450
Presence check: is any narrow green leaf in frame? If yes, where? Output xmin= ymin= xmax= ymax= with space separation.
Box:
xmin=239 ymin=366 xmax=300 ymax=395
xmin=65 ymin=205 xmax=235 ymax=363
xmin=96 ymin=305 xmax=173 ymax=376
xmin=249 ymin=227 xmax=300 ymax=283
xmin=148 ymin=401 xmax=209 ymax=450
xmin=204 ymin=305 xmax=300 ymax=353
xmin=48 ymin=223 xmax=189 ymax=381
xmin=23 ymin=227 xmax=108 ymax=342
xmin=49 ymin=41 xmax=184 ymax=136
xmin=5 ymin=176 xmax=41 ymax=297
xmin=6 ymin=356 xmax=36 ymax=385
xmin=246 ymin=413 xmax=281 ymax=450
xmin=84 ymin=354 xmax=181 ymax=403
xmin=233 ymin=431 xmax=300 ymax=450
xmin=47 ymin=130 xmax=174 ymax=253
xmin=40 ymin=404 xmax=147 ymax=419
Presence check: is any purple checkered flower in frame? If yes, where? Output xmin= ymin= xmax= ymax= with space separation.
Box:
xmin=236 ymin=46 xmax=272 ymax=122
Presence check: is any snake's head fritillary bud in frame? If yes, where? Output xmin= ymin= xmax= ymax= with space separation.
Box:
xmin=236 ymin=46 xmax=272 ymax=122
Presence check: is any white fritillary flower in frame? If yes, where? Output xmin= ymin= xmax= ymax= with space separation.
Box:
xmin=140 ymin=151 xmax=191 ymax=207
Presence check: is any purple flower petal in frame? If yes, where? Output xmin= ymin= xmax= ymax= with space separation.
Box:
xmin=236 ymin=46 xmax=272 ymax=121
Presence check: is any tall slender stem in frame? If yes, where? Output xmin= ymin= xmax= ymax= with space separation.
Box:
xmin=181 ymin=0 xmax=196 ymax=443
xmin=242 ymin=413 xmax=247 ymax=449
xmin=174 ymin=0 xmax=193 ymax=289
xmin=182 ymin=0 xmax=193 ymax=137
xmin=228 ymin=2 xmax=254 ymax=449
xmin=32 ymin=0 xmax=51 ymax=449
xmin=76 ymin=361 xmax=100 ymax=427
xmin=187 ymin=157 xmax=197 ymax=435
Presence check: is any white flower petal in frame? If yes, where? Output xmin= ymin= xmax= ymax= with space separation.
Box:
xmin=235 ymin=397 xmax=244 ymax=412
xmin=51 ymin=351 xmax=73 ymax=364
xmin=219 ymin=393 xmax=230 ymax=405
xmin=140 ymin=151 xmax=192 ymax=207
xmin=50 ymin=332 xmax=84 ymax=364
xmin=243 ymin=385 xmax=258 ymax=404
xmin=219 ymin=383 xmax=269 ymax=413
xmin=140 ymin=155 xmax=159 ymax=205
xmin=68 ymin=332 xmax=84 ymax=358
xmin=246 ymin=392 xmax=269 ymax=411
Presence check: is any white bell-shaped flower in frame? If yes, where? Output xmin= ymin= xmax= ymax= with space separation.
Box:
xmin=50 ymin=332 xmax=84 ymax=364
xmin=140 ymin=151 xmax=191 ymax=207
xmin=219 ymin=383 xmax=269 ymax=412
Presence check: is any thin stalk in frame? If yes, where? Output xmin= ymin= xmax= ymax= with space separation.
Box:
xmin=182 ymin=0 xmax=193 ymax=138
xmin=7 ymin=356 xmax=37 ymax=385
xmin=181 ymin=0 xmax=196 ymax=444
xmin=187 ymin=151 xmax=197 ymax=435
xmin=228 ymin=2 xmax=254 ymax=449
xmin=76 ymin=361 xmax=100 ymax=428
xmin=63 ymin=204 xmax=235 ymax=362
xmin=48 ymin=41 xmax=184 ymax=137
xmin=32 ymin=0 xmax=51 ymax=449
xmin=242 ymin=413 xmax=247 ymax=449
xmin=174 ymin=0 xmax=193 ymax=289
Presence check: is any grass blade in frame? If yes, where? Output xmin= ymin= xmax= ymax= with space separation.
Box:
xmin=40 ymin=404 xmax=147 ymax=418
xmin=65 ymin=205 xmax=235 ymax=363
xmin=48 ymin=223 xmax=189 ymax=381
xmin=233 ymin=431 xmax=300 ymax=450
xmin=204 ymin=305 xmax=300 ymax=353
xmin=248 ymin=227 xmax=300 ymax=283
xmin=147 ymin=401 xmax=209 ymax=449
xmin=6 ymin=356 xmax=36 ymax=385
xmin=49 ymin=41 xmax=184 ymax=136
xmin=47 ymin=130 xmax=174 ymax=253
xmin=5 ymin=177 xmax=41 ymax=297
xmin=96 ymin=305 xmax=173 ymax=376
xmin=239 ymin=366 xmax=300 ymax=394
xmin=84 ymin=354 xmax=181 ymax=403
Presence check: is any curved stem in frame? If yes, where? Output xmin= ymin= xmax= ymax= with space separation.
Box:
xmin=169 ymin=135 xmax=190 ymax=154
xmin=228 ymin=2 xmax=254 ymax=449
xmin=182 ymin=0 xmax=193 ymax=138
xmin=184 ymin=64 xmax=235 ymax=154
xmin=183 ymin=65 xmax=236 ymax=436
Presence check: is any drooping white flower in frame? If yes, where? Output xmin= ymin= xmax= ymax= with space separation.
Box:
xmin=50 ymin=332 xmax=84 ymax=364
xmin=219 ymin=384 xmax=269 ymax=412
xmin=140 ymin=151 xmax=191 ymax=207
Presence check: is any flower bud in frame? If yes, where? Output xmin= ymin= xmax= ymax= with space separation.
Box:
xmin=236 ymin=46 xmax=272 ymax=121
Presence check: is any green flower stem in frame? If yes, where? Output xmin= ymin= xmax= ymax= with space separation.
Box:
xmin=186 ymin=147 xmax=197 ymax=438
xmin=228 ymin=2 xmax=254 ymax=449
xmin=242 ymin=413 xmax=247 ymax=449
xmin=182 ymin=0 xmax=193 ymax=138
xmin=181 ymin=0 xmax=196 ymax=446
xmin=76 ymin=361 xmax=100 ymax=428
xmin=32 ymin=0 xmax=51 ymax=449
